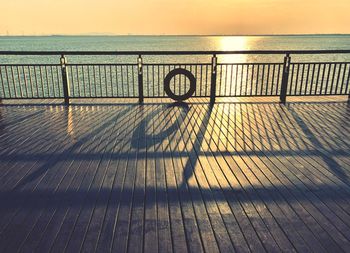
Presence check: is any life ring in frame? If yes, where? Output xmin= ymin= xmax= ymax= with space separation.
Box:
xmin=164 ymin=68 xmax=196 ymax=101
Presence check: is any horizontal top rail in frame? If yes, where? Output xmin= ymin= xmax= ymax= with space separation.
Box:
xmin=0 ymin=50 xmax=350 ymax=56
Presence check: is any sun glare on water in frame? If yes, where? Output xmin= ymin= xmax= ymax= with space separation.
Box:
xmin=218 ymin=36 xmax=252 ymax=63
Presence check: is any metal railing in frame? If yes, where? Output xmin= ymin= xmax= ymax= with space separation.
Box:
xmin=0 ymin=50 xmax=349 ymax=104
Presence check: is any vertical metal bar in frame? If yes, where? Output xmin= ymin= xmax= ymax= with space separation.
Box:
xmin=299 ymin=63 xmax=305 ymax=95
xmin=10 ymin=66 xmax=18 ymax=98
xmin=330 ymin=63 xmax=336 ymax=94
xmin=200 ymin=65 xmax=203 ymax=96
xmin=87 ymin=66 xmax=92 ymax=97
xmin=92 ymin=66 xmax=97 ymax=96
xmin=104 ymin=65 xmax=108 ymax=97
xmin=276 ymin=64 xmax=281 ymax=95
xmin=0 ymin=67 xmax=5 ymax=99
xmin=250 ymin=64 xmax=254 ymax=96
xmin=265 ymin=64 xmax=270 ymax=95
xmin=33 ymin=66 xmax=39 ymax=97
xmin=205 ymin=64 xmax=209 ymax=96
xmin=210 ymin=54 xmax=217 ymax=104
xmin=340 ymin=64 xmax=347 ymax=94
xmin=294 ymin=64 xmax=299 ymax=95
xmin=178 ymin=64 xmax=182 ymax=96
xmin=280 ymin=54 xmax=291 ymax=104
xmin=151 ymin=65 xmax=155 ymax=97
xmin=39 ymin=66 xmax=45 ymax=97
xmin=22 ymin=66 xmax=28 ymax=97
xmin=50 ymin=66 xmax=55 ymax=97
xmin=224 ymin=64 xmax=228 ymax=96
xmin=190 ymin=65 xmax=193 ymax=95
xmin=126 ymin=65 xmax=130 ymax=97
xmin=56 ymin=66 xmax=61 ymax=97
xmin=195 ymin=64 xmax=198 ymax=96
xmin=260 ymin=64 xmax=265 ymax=95
xmin=110 ymin=65 xmax=114 ymax=97
xmin=314 ymin=64 xmax=320 ymax=95
xmin=335 ymin=63 xmax=342 ymax=94
xmin=345 ymin=64 xmax=350 ymax=100
xmin=324 ymin=63 xmax=331 ymax=94
xmin=60 ymin=55 xmax=70 ymax=105
xmin=29 ymin=66 xmax=34 ymax=97
xmin=271 ymin=64 xmax=276 ymax=95
xmin=255 ymin=65 xmax=259 ymax=96
xmin=239 ymin=64 xmax=244 ymax=96
xmin=217 ymin=64 xmax=222 ymax=96
xmin=289 ymin=64 xmax=294 ymax=95
xmin=70 ymin=66 xmax=75 ymax=97
xmin=245 ymin=64 xmax=249 ymax=96
xmin=76 ymin=66 xmax=81 ymax=97
xmin=17 ymin=66 xmax=23 ymax=98
xmin=304 ymin=64 xmax=310 ymax=95
xmin=115 ymin=65 xmax=119 ymax=96
xmin=310 ymin=64 xmax=315 ymax=95
xmin=172 ymin=65 xmax=175 ymax=97
xmin=229 ymin=64 xmax=234 ymax=96
xmin=5 ymin=66 xmax=12 ymax=98
xmin=121 ymin=65 xmax=125 ymax=96
xmin=138 ymin=55 xmax=144 ymax=103
xmin=45 ymin=66 xmax=50 ymax=97
xmin=162 ymin=65 xmax=165 ymax=96
xmin=96 ymin=65 xmax=101 ymax=96
xmin=182 ymin=65 xmax=185 ymax=96
xmin=81 ymin=66 xmax=86 ymax=97
xmin=157 ymin=65 xmax=160 ymax=97
xmin=98 ymin=65 xmax=102 ymax=96
xmin=132 ymin=65 xmax=135 ymax=97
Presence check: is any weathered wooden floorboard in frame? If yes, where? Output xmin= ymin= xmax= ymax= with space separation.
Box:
xmin=0 ymin=97 xmax=349 ymax=253
xmin=215 ymin=102 xmax=350 ymax=251
xmin=189 ymin=103 xmax=309 ymax=253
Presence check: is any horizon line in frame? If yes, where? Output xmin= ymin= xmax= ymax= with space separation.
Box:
xmin=0 ymin=33 xmax=350 ymax=37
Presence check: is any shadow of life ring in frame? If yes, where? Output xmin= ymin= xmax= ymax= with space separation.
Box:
xmin=164 ymin=68 xmax=196 ymax=101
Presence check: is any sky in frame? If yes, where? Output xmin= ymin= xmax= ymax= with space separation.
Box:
xmin=0 ymin=0 xmax=349 ymax=35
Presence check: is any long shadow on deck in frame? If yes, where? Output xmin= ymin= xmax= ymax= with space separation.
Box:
xmin=11 ymin=105 xmax=135 ymax=191
xmin=0 ymin=102 xmax=349 ymax=207
xmin=286 ymin=105 xmax=349 ymax=184
xmin=0 ymin=184 xmax=349 ymax=210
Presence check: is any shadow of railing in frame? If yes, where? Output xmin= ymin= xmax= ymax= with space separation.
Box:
xmin=0 ymin=184 xmax=349 ymax=210
xmin=0 ymin=101 xmax=348 ymax=195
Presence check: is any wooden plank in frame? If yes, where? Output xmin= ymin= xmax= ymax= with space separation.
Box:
xmin=18 ymin=107 xmax=113 ymax=252
xmin=79 ymin=107 xmax=137 ymax=252
xmin=110 ymin=105 xmax=146 ymax=253
xmin=0 ymin=107 xmax=90 ymax=252
xmin=192 ymin=102 xmax=310 ymax=252
xmin=153 ymin=105 xmax=173 ymax=253
xmin=44 ymin=107 xmax=130 ymax=253
xmin=217 ymin=101 xmax=348 ymax=251
xmin=162 ymin=104 xmax=204 ymax=253
xmin=0 ymin=99 xmax=349 ymax=252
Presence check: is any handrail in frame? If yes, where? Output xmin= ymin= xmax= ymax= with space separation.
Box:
xmin=0 ymin=50 xmax=349 ymax=105
xmin=0 ymin=50 xmax=350 ymax=55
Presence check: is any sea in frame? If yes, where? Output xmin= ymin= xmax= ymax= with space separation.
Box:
xmin=0 ymin=35 xmax=349 ymax=98
xmin=0 ymin=35 xmax=350 ymax=64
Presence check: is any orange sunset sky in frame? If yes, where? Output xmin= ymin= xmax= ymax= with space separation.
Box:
xmin=1 ymin=0 xmax=349 ymax=35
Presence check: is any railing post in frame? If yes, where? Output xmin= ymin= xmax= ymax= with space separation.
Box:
xmin=210 ymin=54 xmax=217 ymax=105
xmin=60 ymin=55 xmax=70 ymax=105
xmin=280 ymin=53 xmax=291 ymax=104
xmin=138 ymin=55 xmax=144 ymax=104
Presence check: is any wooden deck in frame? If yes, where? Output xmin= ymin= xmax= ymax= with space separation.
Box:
xmin=0 ymin=97 xmax=349 ymax=253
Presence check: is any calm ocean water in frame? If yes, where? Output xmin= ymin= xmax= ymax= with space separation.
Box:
xmin=0 ymin=35 xmax=350 ymax=63
xmin=0 ymin=35 xmax=349 ymax=98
